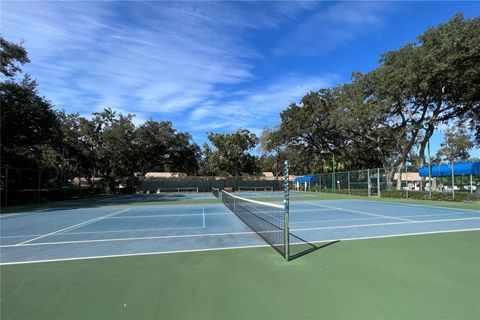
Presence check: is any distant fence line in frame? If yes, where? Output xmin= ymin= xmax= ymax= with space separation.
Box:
xmin=0 ymin=166 xmax=107 ymax=207
xmin=139 ymin=178 xmax=282 ymax=193
xmin=0 ymin=166 xmax=283 ymax=207
xmin=296 ymin=163 xmax=480 ymax=202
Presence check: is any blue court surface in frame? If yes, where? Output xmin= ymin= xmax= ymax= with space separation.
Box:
xmin=1 ymin=197 xmax=479 ymax=264
xmin=95 ymin=190 xmax=308 ymax=203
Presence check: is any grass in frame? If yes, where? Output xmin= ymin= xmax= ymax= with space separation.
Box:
xmin=2 ymin=231 xmax=479 ymax=319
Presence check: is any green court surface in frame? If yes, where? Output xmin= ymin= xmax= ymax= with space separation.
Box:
xmin=2 ymin=231 xmax=479 ymax=320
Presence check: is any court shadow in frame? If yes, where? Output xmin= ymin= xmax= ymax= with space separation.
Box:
xmin=288 ymin=236 xmax=340 ymax=261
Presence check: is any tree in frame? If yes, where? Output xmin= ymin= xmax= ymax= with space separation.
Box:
xmin=200 ymin=129 xmax=261 ymax=176
xmin=1 ymin=75 xmax=62 ymax=169
xmin=0 ymin=37 xmax=30 ymax=78
xmin=436 ymin=125 xmax=474 ymax=162
xmin=267 ymin=14 xmax=479 ymax=186
xmin=134 ymin=120 xmax=200 ymax=175
xmin=75 ymin=108 xmax=136 ymax=192
xmin=267 ymin=86 xmax=387 ymax=174
xmin=377 ymin=13 xmax=480 ymax=167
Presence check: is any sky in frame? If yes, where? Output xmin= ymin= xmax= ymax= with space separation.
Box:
xmin=1 ymin=0 xmax=479 ymax=157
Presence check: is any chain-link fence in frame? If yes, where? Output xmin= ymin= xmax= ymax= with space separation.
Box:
xmin=1 ymin=166 xmax=283 ymax=206
xmin=296 ymin=162 xmax=480 ymax=202
xmin=1 ymin=166 xmax=104 ymax=207
xmin=139 ymin=177 xmax=283 ymax=193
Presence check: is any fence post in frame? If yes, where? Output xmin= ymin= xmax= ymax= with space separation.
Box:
xmin=405 ymin=165 xmax=409 ymax=199
xmin=347 ymin=171 xmax=350 ymax=195
xmin=331 ymin=173 xmax=334 ymax=193
xmin=377 ymin=168 xmax=380 ymax=197
xmin=5 ymin=167 xmax=8 ymax=206
xmin=38 ymin=170 xmax=41 ymax=202
xmin=451 ymin=161 xmax=455 ymax=200
xmin=471 ymin=174 xmax=473 ymax=194
xmin=367 ymin=169 xmax=371 ymax=197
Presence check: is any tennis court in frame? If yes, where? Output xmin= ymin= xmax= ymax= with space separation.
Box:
xmin=1 ymin=192 xmax=478 ymax=264
xmin=2 ymin=191 xmax=480 ymax=319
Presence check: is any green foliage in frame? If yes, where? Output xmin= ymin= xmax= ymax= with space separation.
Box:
xmin=199 ymin=129 xmax=261 ymax=176
xmin=266 ymin=13 xmax=479 ymax=176
xmin=381 ymin=190 xmax=479 ymax=202
xmin=436 ymin=125 xmax=474 ymax=162
xmin=0 ymin=37 xmax=30 ymax=77
xmin=0 ymin=76 xmax=62 ymax=169
xmin=135 ymin=120 xmax=200 ymax=175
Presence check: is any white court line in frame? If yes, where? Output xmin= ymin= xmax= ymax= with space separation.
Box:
xmin=351 ymin=199 xmax=480 ymax=213
xmin=3 ymin=211 xmax=477 ymax=239
xmin=62 ymin=226 xmax=205 ymax=235
xmin=290 ymin=217 xmax=383 ymax=225
xmin=2 ymin=216 xmax=479 ymax=249
xmin=0 ymin=206 xmax=99 ymax=218
xmin=306 ymin=201 xmax=414 ymax=222
xmin=0 ymin=217 xmax=408 ymax=239
xmin=403 ymin=212 xmax=479 ymax=219
xmin=105 ymin=212 xmax=231 ymax=219
xmin=202 ymin=208 xmax=206 ymax=228
xmin=1 ymin=231 xmax=259 ymax=248
xmin=1 ymin=228 xmax=479 ymax=266
xmin=15 ymin=208 xmax=131 ymax=246
xmin=292 ymin=217 xmax=480 ymax=232
xmin=1 ymin=234 xmax=43 ymax=239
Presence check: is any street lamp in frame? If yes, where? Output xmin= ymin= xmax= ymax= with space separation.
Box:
xmin=321 ymin=150 xmax=335 ymax=192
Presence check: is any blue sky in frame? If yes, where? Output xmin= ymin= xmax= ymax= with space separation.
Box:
xmin=2 ymin=1 xmax=479 ymax=157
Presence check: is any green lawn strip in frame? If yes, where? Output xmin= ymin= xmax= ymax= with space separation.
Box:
xmin=2 ymin=231 xmax=479 ymax=319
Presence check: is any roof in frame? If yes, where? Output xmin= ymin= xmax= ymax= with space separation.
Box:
xmin=294 ymin=175 xmax=318 ymax=183
xmin=419 ymin=162 xmax=480 ymax=177
xmin=393 ymin=172 xmax=421 ymax=181
xmin=144 ymin=172 xmax=186 ymax=178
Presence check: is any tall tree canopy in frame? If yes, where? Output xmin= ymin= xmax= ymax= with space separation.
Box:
xmin=1 ymin=37 xmax=62 ymax=170
xmin=265 ymin=13 xmax=479 ymax=179
xmin=199 ymin=129 xmax=261 ymax=176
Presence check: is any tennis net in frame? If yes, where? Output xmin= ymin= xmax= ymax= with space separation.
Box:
xmin=211 ymin=187 xmax=220 ymax=199
xmin=157 ymin=187 xmax=199 ymax=193
xmin=238 ymin=186 xmax=274 ymax=192
xmin=221 ymin=190 xmax=287 ymax=258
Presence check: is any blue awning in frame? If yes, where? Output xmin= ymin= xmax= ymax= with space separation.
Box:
xmin=294 ymin=175 xmax=318 ymax=183
xmin=419 ymin=162 xmax=480 ymax=177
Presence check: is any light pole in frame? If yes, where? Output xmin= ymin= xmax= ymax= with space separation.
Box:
xmin=321 ymin=150 xmax=335 ymax=192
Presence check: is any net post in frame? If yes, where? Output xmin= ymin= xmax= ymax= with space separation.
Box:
xmin=284 ymin=160 xmax=290 ymax=261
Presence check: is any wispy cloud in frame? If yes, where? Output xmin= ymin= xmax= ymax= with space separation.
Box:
xmin=1 ymin=1 xmax=372 ymax=143
xmin=184 ymin=74 xmax=337 ymax=141
xmin=274 ymin=2 xmax=393 ymax=56
xmin=2 ymin=1 xmax=314 ymax=119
